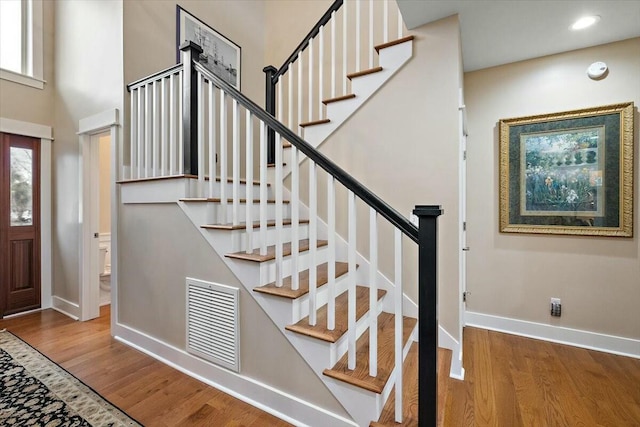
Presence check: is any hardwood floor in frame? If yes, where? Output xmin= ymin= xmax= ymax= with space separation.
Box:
xmin=0 ymin=306 xmax=291 ymax=427
xmin=3 ymin=308 xmax=639 ymax=426
xmin=444 ymin=327 xmax=640 ymax=427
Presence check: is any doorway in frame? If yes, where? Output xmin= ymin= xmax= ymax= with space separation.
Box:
xmin=0 ymin=132 xmax=41 ymax=317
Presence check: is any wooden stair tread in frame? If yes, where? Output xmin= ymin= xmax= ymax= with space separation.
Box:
xmin=347 ymin=66 xmax=383 ymax=80
xmin=267 ymin=163 xmax=287 ymax=167
xmin=283 ymin=141 xmax=292 ymax=148
xmin=323 ymin=313 xmax=417 ymax=393
xmin=323 ymin=93 xmax=356 ymax=105
xmin=286 ymin=286 xmax=386 ymax=343
xmin=180 ymin=198 xmax=290 ymax=204
xmin=370 ymin=344 xmax=452 ymax=427
xmin=299 ymin=118 xmax=331 ymax=128
xmin=253 ymin=262 xmax=349 ymax=299
xmin=201 ymin=218 xmax=309 ymax=230
xmin=374 ymin=35 xmax=415 ymax=53
xmin=226 ymin=239 xmax=328 ymax=263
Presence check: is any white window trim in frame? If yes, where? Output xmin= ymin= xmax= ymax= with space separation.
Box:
xmin=0 ymin=0 xmax=44 ymax=90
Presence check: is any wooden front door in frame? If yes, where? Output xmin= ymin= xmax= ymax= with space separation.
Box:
xmin=0 ymin=132 xmax=41 ymax=317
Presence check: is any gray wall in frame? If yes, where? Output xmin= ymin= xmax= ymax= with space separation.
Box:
xmin=118 ymin=203 xmax=348 ymax=416
xmin=52 ymin=0 xmax=124 ymax=304
xmin=465 ymin=37 xmax=640 ymax=339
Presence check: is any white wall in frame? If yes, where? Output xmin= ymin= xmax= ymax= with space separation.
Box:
xmin=465 ymin=37 xmax=640 ymax=340
xmin=53 ymin=0 xmax=124 ymax=303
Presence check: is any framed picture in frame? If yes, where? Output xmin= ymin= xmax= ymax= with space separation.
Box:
xmin=176 ymin=6 xmax=241 ymax=90
xmin=499 ymin=102 xmax=634 ymax=237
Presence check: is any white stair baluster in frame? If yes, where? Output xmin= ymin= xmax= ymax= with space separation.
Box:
xmin=197 ymin=74 xmax=205 ymax=196
xmin=145 ymin=83 xmax=152 ymax=177
xmin=397 ymin=4 xmax=403 ymax=39
xmin=394 ymin=227 xmax=403 ymax=423
xmin=369 ymin=0 xmax=374 ymax=69
xmin=219 ymin=90 xmax=227 ymax=223
xmin=136 ymin=85 xmax=143 ymax=179
xmin=331 ymin=12 xmax=336 ymax=98
xmin=291 ymin=144 xmax=300 ymax=291
xmin=278 ymin=75 xmax=283 ymax=125
xmin=169 ymin=74 xmax=176 ymax=176
xmin=259 ymin=121 xmax=267 ymax=256
xmin=343 ymin=1 xmax=348 ymax=95
xmin=356 ymin=0 xmax=361 ymax=72
xmin=383 ymin=0 xmax=389 ymax=43
xmin=130 ymin=89 xmax=137 ymax=180
xmin=369 ymin=208 xmax=378 ymax=377
xmin=152 ymin=81 xmax=159 ymax=176
xmin=297 ymin=54 xmax=303 ymax=135
xmin=327 ymin=175 xmax=336 ymax=330
xmin=275 ymin=132 xmax=284 ymax=287
xmin=319 ymin=25 xmax=324 ymax=115
xmin=208 ymin=82 xmax=216 ymax=199
xmin=348 ymin=190 xmax=357 ymax=370
xmin=232 ymin=99 xmax=240 ymax=226
xmin=308 ymin=160 xmax=318 ymax=326
xmin=308 ymin=37 xmax=314 ymax=122
xmin=245 ymin=110 xmax=253 ymax=253
xmin=161 ymin=77 xmax=168 ymax=176
xmin=288 ymin=64 xmax=293 ymax=131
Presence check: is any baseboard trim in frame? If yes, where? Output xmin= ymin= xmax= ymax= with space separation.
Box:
xmin=465 ymin=311 xmax=640 ymax=359
xmin=51 ymin=296 xmax=80 ymax=320
xmin=112 ymin=322 xmax=357 ymax=427
xmin=438 ymin=326 xmax=465 ymax=380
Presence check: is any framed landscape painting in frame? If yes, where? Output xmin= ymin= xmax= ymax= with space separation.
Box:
xmin=499 ymin=102 xmax=634 ymax=237
xmin=176 ymin=6 xmax=241 ymax=90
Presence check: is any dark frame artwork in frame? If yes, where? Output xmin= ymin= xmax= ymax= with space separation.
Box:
xmin=176 ymin=6 xmax=241 ymax=90
xmin=499 ymin=102 xmax=634 ymax=237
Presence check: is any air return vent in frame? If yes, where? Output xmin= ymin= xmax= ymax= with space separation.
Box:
xmin=186 ymin=278 xmax=240 ymax=372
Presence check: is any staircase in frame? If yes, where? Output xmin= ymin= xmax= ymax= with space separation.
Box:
xmin=122 ymin=1 xmax=447 ymax=425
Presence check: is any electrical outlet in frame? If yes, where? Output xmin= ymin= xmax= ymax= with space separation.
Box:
xmin=550 ymin=298 xmax=562 ymax=317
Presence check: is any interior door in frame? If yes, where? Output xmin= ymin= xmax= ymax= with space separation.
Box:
xmin=0 ymin=132 xmax=41 ymax=317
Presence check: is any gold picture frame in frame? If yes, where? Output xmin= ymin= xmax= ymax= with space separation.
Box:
xmin=499 ymin=102 xmax=634 ymax=237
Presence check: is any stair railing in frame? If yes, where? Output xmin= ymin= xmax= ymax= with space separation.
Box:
xmin=263 ymin=0 xmax=406 ymax=163
xmin=125 ymin=41 xmax=441 ymax=427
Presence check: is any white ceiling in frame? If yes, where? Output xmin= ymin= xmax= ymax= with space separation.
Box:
xmin=397 ymin=0 xmax=640 ymax=71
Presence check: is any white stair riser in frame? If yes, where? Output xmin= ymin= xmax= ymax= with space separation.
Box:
xmin=205 ymin=223 xmax=311 ymax=253
xmin=204 ymin=181 xmax=274 ymax=200
xmin=290 ymin=270 xmax=351 ymax=323
xmin=205 ymin=202 xmax=292 ymax=225
xmin=260 ymin=246 xmax=330 ymax=285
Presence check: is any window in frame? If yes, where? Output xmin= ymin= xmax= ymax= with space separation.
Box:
xmin=0 ymin=0 xmax=44 ymax=89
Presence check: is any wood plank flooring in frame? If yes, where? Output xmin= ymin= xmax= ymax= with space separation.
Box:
xmin=444 ymin=327 xmax=640 ymax=426
xmin=3 ymin=309 xmax=639 ymax=426
xmin=0 ymin=306 xmax=291 ymax=427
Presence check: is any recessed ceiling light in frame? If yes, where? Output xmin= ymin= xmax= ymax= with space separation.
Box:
xmin=571 ymin=15 xmax=601 ymax=30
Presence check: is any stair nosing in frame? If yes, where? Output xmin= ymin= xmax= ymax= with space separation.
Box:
xmin=322 ymin=93 xmax=356 ymax=105
xmin=374 ymin=35 xmax=415 ymax=53
xmin=253 ymin=262 xmax=352 ymax=299
xmin=180 ymin=198 xmax=289 ymax=204
xmin=347 ymin=66 xmax=384 ymax=80
xmin=322 ymin=313 xmax=418 ymax=394
xmin=285 ymin=286 xmax=387 ymax=343
xmin=201 ymin=218 xmax=309 ymax=230
xmin=299 ymin=118 xmax=331 ymax=128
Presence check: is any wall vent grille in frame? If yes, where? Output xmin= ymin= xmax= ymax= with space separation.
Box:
xmin=186 ymin=278 xmax=240 ymax=372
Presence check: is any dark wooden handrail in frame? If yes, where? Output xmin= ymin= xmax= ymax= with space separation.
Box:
xmin=192 ymin=56 xmax=419 ymax=243
xmin=271 ymin=0 xmax=343 ymax=83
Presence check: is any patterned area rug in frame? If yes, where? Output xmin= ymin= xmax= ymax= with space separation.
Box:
xmin=0 ymin=329 xmax=141 ymax=426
